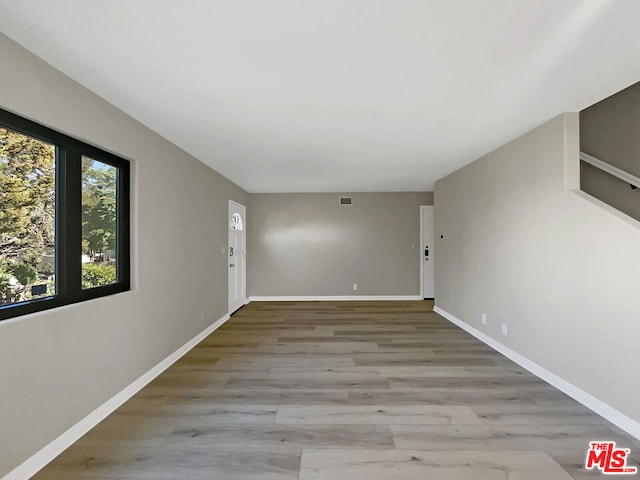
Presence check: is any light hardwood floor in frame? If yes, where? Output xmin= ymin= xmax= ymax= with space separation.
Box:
xmin=33 ymin=301 xmax=638 ymax=479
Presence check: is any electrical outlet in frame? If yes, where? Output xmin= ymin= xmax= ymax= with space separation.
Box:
xmin=353 ymin=283 xmax=358 ymax=291
xmin=481 ymin=313 xmax=487 ymax=325
xmin=501 ymin=322 xmax=508 ymax=336
xmin=221 ymin=246 xmax=226 ymax=255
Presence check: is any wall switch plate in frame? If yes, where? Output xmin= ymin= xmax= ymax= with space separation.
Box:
xmin=200 ymin=312 xmax=204 ymax=323
xmin=353 ymin=283 xmax=358 ymax=291
xmin=501 ymin=322 xmax=508 ymax=336
xmin=481 ymin=313 xmax=487 ymax=325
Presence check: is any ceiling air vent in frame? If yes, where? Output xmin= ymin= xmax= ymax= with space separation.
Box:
xmin=339 ymin=196 xmax=353 ymax=206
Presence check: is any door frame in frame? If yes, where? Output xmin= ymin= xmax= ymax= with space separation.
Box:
xmin=228 ymin=200 xmax=247 ymax=314
xmin=419 ymin=205 xmax=434 ymax=299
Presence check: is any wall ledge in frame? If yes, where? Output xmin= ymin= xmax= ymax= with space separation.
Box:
xmin=569 ymin=188 xmax=640 ymax=232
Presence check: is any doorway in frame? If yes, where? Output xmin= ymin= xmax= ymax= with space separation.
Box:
xmin=420 ymin=205 xmax=434 ymax=299
xmin=228 ymin=200 xmax=246 ymax=314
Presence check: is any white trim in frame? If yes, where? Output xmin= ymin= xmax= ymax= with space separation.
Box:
xmin=433 ymin=306 xmax=640 ymax=441
xmin=248 ymin=295 xmax=422 ymax=302
xmin=2 ymin=313 xmax=231 ymax=480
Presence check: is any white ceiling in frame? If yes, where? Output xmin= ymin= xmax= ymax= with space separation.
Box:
xmin=1 ymin=0 xmax=640 ymax=192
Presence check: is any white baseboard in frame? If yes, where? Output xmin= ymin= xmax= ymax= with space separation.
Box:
xmin=434 ymin=306 xmax=640 ymax=441
xmin=2 ymin=313 xmax=231 ymax=480
xmin=248 ymin=295 xmax=422 ymax=302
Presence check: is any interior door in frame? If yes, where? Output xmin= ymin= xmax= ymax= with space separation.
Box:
xmin=228 ymin=201 xmax=246 ymax=314
xmin=421 ymin=206 xmax=435 ymax=299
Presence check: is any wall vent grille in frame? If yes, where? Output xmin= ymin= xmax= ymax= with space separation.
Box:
xmin=339 ymin=196 xmax=353 ymax=205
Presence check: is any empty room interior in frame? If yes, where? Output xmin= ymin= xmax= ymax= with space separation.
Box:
xmin=1 ymin=1 xmax=640 ymax=479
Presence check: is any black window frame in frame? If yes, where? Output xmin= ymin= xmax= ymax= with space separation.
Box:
xmin=0 ymin=107 xmax=130 ymax=321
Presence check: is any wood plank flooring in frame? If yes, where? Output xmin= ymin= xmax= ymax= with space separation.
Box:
xmin=32 ymin=301 xmax=639 ymax=479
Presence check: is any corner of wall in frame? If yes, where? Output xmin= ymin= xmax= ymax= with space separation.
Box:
xmin=563 ymin=112 xmax=580 ymax=191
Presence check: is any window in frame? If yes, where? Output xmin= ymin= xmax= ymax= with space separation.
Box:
xmin=82 ymin=157 xmax=118 ymax=289
xmin=0 ymin=128 xmax=56 ymax=305
xmin=0 ymin=108 xmax=130 ymax=321
xmin=231 ymin=212 xmax=243 ymax=231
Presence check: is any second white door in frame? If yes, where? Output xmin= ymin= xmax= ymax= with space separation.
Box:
xmin=421 ymin=206 xmax=435 ymax=299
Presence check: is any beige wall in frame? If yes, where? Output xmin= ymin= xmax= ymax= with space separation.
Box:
xmin=248 ymin=192 xmax=433 ymax=296
xmin=0 ymin=34 xmax=249 ymax=476
xmin=435 ymin=113 xmax=640 ymax=426
xmin=580 ymin=81 xmax=640 ymax=222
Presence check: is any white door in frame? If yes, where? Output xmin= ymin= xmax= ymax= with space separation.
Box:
xmin=228 ymin=200 xmax=246 ymax=314
xmin=421 ymin=206 xmax=435 ymax=299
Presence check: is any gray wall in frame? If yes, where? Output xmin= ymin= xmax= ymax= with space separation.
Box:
xmin=248 ymin=192 xmax=433 ymax=296
xmin=580 ymin=81 xmax=640 ymax=221
xmin=0 ymin=34 xmax=248 ymax=476
xmin=435 ymin=113 xmax=640 ymax=425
